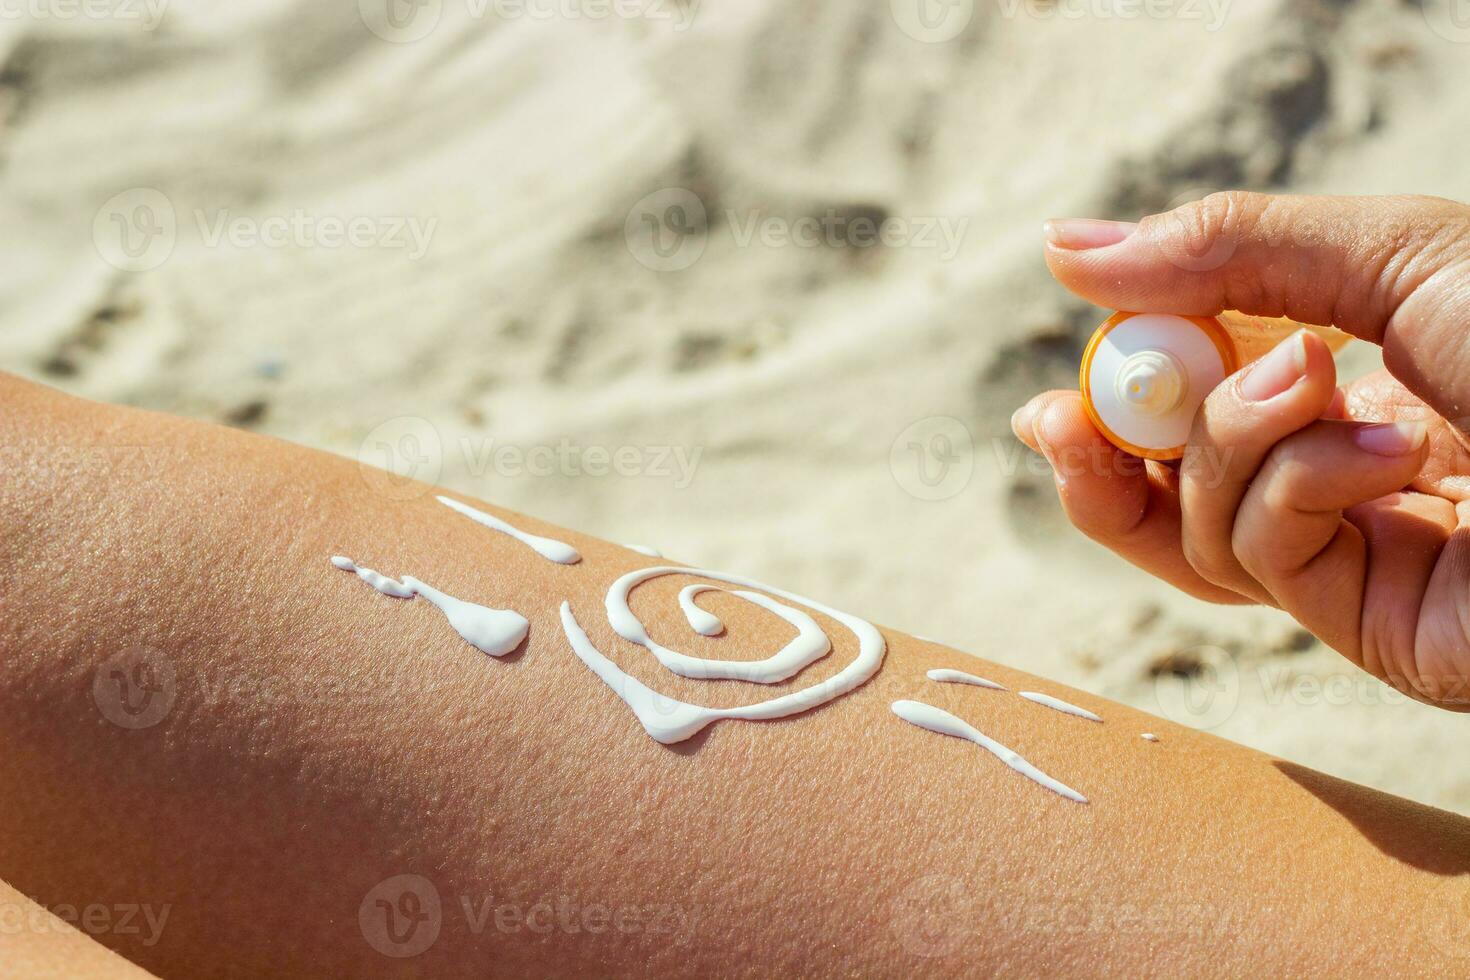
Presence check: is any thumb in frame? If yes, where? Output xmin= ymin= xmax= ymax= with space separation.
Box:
xmin=1044 ymin=192 xmax=1470 ymax=429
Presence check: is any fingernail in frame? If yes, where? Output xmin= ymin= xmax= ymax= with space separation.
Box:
xmin=1032 ymin=423 xmax=1054 ymax=458
xmin=1010 ymin=405 xmax=1033 ymax=443
xmin=1324 ymin=388 xmax=1346 ymax=420
xmin=1043 ymin=218 xmax=1137 ymax=250
xmin=1354 ymin=421 xmax=1427 ymax=457
xmin=1239 ymin=329 xmax=1309 ymax=402
xmin=1030 ymin=417 xmax=1073 ymax=489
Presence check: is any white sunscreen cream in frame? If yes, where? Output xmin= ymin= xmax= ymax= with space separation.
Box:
xmin=603 ymin=567 xmax=838 ymax=683
xmin=331 ymin=556 xmax=529 ymax=657
xmin=891 ymin=700 xmax=1087 ymax=804
xmin=437 ymin=495 xmax=581 ymax=564
xmin=678 ymin=584 xmax=725 ymax=636
xmin=560 ymin=566 xmax=885 ymax=744
xmin=926 ymin=668 xmax=1006 ymax=691
xmin=1019 ymin=691 xmax=1102 ymax=723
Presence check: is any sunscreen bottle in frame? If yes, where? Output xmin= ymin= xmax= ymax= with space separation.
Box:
xmin=1078 ymin=311 xmax=1353 ymax=460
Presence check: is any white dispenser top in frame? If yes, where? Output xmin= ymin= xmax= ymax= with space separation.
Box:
xmin=1084 ymin=313 xmax=1230 ymax=456
xmin=1114 ymin=348 xmax=1187 ymax=416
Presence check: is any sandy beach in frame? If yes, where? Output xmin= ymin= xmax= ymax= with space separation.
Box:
xmin=3 ymin=0 xmax=1470 ymax=814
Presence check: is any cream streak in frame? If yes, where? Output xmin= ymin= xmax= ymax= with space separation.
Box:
xmin=437 ymin=495 xmax=581 ymax=564
xmin=926 ymin=668 xmax=1006 ymax=691
xmin=331 ymin=556 xmax=529 ymax=658
xmin=890 ymin=700 xmax=1087 ymax=804
xmin=1019 ymin=691 xmax=1102 ymax=723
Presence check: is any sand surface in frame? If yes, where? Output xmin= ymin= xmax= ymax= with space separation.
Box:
xmin=2 ymin=0 xmax=1469 ymax=812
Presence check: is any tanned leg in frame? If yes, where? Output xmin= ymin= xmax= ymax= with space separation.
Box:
xmin=0 ymin=373 xmax=1466 ymax=977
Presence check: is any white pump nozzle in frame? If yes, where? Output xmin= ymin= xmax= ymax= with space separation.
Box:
xmin=1114 ymin=349 xmax=1187 ymax=416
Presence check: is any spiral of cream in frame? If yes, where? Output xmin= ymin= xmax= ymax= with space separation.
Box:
xmin=560 ymin=566 xmax=886 ymax=744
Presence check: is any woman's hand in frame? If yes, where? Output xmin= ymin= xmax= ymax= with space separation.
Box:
xmin=1013 ymin=192 xmax=1470 ymax=709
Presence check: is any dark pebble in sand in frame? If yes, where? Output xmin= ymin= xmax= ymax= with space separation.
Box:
xmin=1270 ymin=628 xmax=1316 ymax=656
xmin=1147 ymin=649 xmax=1206 ymax=679
xmin=224 ymin=399 xmax=269 ymax=427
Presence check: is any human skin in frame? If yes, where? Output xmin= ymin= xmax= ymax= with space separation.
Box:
xmin=1018 ymin=192 xmax=1470 ymax=710
xmin=0 ymin=879 xmax=159 ymax=978
xmin=2 ymin=371 xmax=1469 ymax=977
